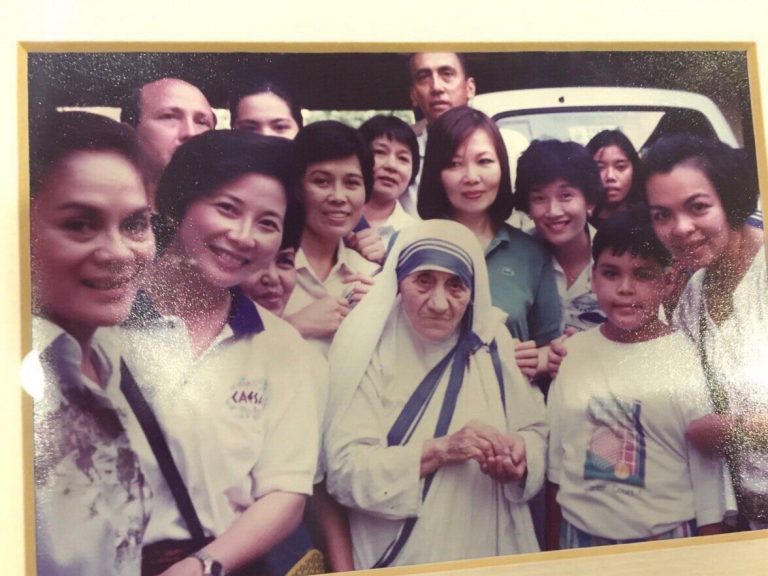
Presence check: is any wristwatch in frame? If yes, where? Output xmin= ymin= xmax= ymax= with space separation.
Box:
xmin=191 ymin=550 xmax=226 ymax=576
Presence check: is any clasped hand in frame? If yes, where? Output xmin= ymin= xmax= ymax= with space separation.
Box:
xmin=442 ymin=420 xmax=527 ymax=483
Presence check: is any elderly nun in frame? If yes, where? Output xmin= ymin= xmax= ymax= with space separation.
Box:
xmin=324 ymin=219 xmax=546 ymax=569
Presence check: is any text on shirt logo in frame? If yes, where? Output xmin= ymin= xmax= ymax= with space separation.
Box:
xmin=228 ymin=377 xmax=268 ymax=419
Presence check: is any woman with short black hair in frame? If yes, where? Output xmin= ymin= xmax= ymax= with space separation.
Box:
xmin=121 ymin=128 xmax=322 ymax=575
xmin=283 ymin=120 xmax=379 ymax=355
xmin=356 ymin=114 xmax=420 ymax=250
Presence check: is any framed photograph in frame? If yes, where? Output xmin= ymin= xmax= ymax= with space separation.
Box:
xmin=5 ymin=3 xmax=768 ymax=576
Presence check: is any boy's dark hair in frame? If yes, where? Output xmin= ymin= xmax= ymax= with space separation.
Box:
xmin=592 ymin=208 xmax=672 ymax=267
xmin=292 ymin=120 xmax=374 ymax=201
xmin=417 ymin=106 xmax=514 ymax=226
xmin=586 ymin=129 xmax=644 ymax=210
xmin=358 ymin=114 xmax=421 ymax=185
xmin=154 ymin=129 xmax=303 ymax=252
xmin=514 ymin=139 xmax=605 ymax=212
xmin=640 ymin=134 xmax=758 ymax=229
xmin=228 ymin=79 xmax=304 ymax=129
xmin=29 ymin=111 xmax=142 ymax=198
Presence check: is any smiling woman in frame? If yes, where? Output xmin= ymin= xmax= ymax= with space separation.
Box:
xmin=169 ymin=171 xmax=287 ymax=291
xmin=29 ymin=111 xmax=155 ymax=576
xmin=283 ymin=121 xmax=380 ymax=355
xmin=642 ymin=135 xmax=768 ymax=531
xmin=119 ymin=129 xmax=324 ymax=576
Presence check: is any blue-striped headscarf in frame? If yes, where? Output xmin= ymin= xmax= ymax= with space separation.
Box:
xmin=328 ymin=219 xmax=505 ymax=422
xmin=395 ymin=237 xmax=474 ymax=291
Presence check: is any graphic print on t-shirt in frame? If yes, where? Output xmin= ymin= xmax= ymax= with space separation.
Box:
xmin=583 ymin=396 xmax=645 ymax=487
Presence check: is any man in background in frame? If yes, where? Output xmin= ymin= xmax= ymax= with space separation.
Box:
xmin=401 ymin=52 xmax=476 ymax=215
xmin=121 ymin=78 xmax=215 ymax=205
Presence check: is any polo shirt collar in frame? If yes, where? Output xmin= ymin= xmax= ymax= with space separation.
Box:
xmin=32 ymin=316 xmax=114 ymax=400
xmin=295 ymin=240 xmax=355 ymax=280
xmin=125 ymin=287 xmax=264 ymax=337
xmin=32 ymin=315 xmax=68 ymax=352
xmin=227 ymin=286 xmax=265 ymax=337
xmin=485 ymin=224 xmax=512 ymax=256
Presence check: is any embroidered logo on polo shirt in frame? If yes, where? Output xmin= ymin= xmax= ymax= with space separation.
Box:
xmin=501 ymin=266 xmax=515 ymax=277
xmin=229 ymin=377 xmax=268 ymax=419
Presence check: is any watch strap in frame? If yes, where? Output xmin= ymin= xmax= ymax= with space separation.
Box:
xmin=191 ymin=550 xmax=226 ymax=576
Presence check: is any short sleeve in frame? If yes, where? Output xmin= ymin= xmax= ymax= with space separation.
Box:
xmin=249 ymin=333 xmax=322 ymax=498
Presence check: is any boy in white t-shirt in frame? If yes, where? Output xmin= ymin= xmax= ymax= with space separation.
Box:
xmin=546 ymin=209 xmax=726 ymax=549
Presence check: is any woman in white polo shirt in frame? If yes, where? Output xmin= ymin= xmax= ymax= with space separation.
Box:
xmin=121 ymin=129 xmax=322 ymax=576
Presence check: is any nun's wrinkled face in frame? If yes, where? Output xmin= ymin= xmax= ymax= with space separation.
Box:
xmin=399 ymin=269 xmax=471 ymax=341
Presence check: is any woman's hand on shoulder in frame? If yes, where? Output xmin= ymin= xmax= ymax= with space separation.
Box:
xmin=546 ymin=327 xmax=577 ymax=378
xmin=342 ymin=272 xmax=375 ymax=306
xmin=285 ymin=296 xmax=350 ymax=339
xmin=513 ymin=340 xmax=539 ymax=378
xmin=346 ymin=229 xmax=386 ymax=264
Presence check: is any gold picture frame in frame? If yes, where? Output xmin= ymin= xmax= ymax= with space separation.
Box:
xmin=5 ymin=3 xmax=768 ymax=575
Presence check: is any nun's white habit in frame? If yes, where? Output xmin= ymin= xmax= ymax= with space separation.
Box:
xmin=324 ymin=220 xmax=546 ymax=569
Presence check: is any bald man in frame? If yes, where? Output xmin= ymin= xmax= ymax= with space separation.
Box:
xmin=121 ymin=78 xmax=215 ymax=203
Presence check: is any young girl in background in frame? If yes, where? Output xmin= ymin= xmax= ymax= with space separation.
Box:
xmin=586 ymin=129 xmax=644 ymax=225
xmin=229 ymin=79 xmax=302 ymax=139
